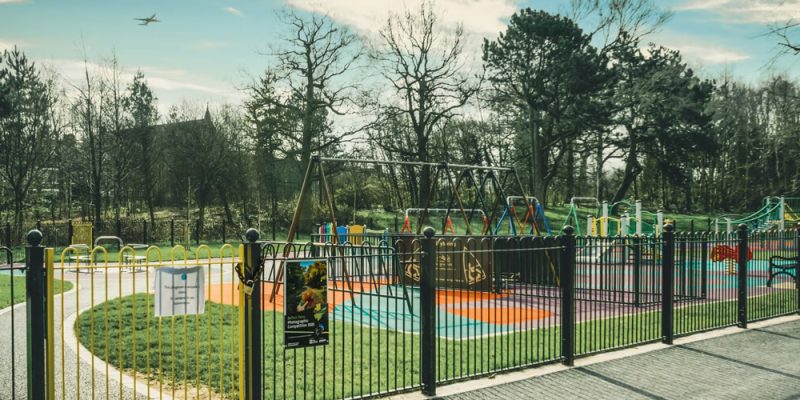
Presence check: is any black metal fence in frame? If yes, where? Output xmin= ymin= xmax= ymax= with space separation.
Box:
xmin=3 ymin=224 xmax=799 ymax=399
xmin=0 ymin=246 xmax=26 ymax=399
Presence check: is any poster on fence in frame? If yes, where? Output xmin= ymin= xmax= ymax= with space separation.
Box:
xmin=284 ymin=259 xmax=329 ymax=348
xmin=154 ymin=266 xmax=205 ymax=317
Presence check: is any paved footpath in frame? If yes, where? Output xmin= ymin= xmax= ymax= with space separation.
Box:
xmin=427 ymin=318 xmax=800 ymax=400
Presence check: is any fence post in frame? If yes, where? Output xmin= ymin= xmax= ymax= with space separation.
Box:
xmin=632 ymin=235 xmax=642 ymax=306
xmin=794 ymin=224 xmax=800 ymax=315
xmin=420 ymin=226 xmax=437 ymax=396
xmin=661 ymin=223 xmax=675 ymax=344
xmin=25 ymin=229 xmax=46 ymax=400
xmin=701 ymin=234 xmax=708 ymax=299
xmin=560 ymin=226 xmax=576 ymax=366
xmin=143 ymin=220 xmax=148 ymax=244
xmin=170 ymin=218 xmax=175 ymax=247
xmin=4 ymin=222 xmax=11 ymax=246
xmin=240 ymin=228 xmax=262 ymax=400
xmin=738 ymin=224 xmax=749 ymax=328
xmin=115 ymin=219 xmax=122 ymax=240
xmin=36 ymin=219 xmax=41 ymax=231
xmin=222 ymin=220 xmax=227 ymax=244
xmin=195 ymin=219 xmax=201 ymax=246
xmin=67 ymin=220 xmax=73 ymax=245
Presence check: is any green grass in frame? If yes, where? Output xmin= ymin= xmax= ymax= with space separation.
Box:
xmin=0 ymin=275 xmax=74 ymax=308
xmin=354 ymin=206 xmax=718 ymax=236
xmin=75 ymin=291 xmax=797 ymax=399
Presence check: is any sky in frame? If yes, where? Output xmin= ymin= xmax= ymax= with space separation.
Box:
xmin=1 ymin=0 xmax=799 ymax=116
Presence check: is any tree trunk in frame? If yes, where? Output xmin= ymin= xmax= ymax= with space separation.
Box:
xmin=529 ymin=109 xmax=545 ymax=202
xmin=611 ymin=133 xmax=640 ymax=203
xmin=565 ymin=139 xmax=575 ymax=202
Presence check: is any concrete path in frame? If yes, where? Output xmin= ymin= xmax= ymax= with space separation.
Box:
xmin=431 ymin=318 xmax=800 ymax=400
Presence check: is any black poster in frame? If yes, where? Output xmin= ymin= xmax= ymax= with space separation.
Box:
xmin=284 ymin=259 xmax=329 ymax=348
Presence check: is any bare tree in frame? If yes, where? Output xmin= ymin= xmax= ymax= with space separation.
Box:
xmin=371 ymin=1 xmax=479 ymax=203
xmin=269 ymin=11 xmax=363 ymax=169
xmin=72 ymin=57 xmax=107 ymax=224
xmin=570 ymin=0 xmax=672 ymax=50
xmin=103 ymin=54 xmax=133 ymax=220
xmin=769 ymin=20 xmax=800 ymax=56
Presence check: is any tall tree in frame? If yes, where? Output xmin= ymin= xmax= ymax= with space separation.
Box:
xmin=371 ymin=1 xmax=478 ymax=204
xmin=0 ymin=48 xmax=60 ymax=237
xmin=72 ymin=57 xmax=107 ymax=224
xmin=483 ymin=9 xmax=609 ymax=204
xmin=124 ymin=71 xmax=159 ymax=224
xmin=104 ymin=55 xmax=133 ymax=220
xmin=271 ymin=11 xmax=362 ymax=169
xmin=610 ymin=43 xmax=714 ymax=204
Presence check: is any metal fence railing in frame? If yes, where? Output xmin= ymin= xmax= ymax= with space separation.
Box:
xmin=0 ymin=246 xmax=26 ymax=399
xmin=2 ymin=223 xmax=798 ymax=398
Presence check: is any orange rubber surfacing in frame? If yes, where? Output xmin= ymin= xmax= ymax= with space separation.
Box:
xmin=446 ymin=305 xmax=551 ymax=324
xmin=206 ymin=281 xmax=387 ymax=312
xmin=207 ymin=283 xmax=551 ymax=324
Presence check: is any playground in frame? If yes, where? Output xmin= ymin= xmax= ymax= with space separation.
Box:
xmin=2 ymin=157 xmax=798 ymax=400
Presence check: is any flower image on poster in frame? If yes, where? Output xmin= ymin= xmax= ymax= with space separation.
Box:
xmin=284 ymin=259 xmax=329 ymax=348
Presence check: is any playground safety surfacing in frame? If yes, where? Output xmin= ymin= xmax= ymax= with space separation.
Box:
xmin=206 ymin=282 xmax=554 ymax=339
xmin=205 ymin=259 xmax=793 ymax=340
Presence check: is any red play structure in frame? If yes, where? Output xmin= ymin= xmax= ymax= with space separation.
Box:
xmin=710 ymin=245 xmax=753 ymax=262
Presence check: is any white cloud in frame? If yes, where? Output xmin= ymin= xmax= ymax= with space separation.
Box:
xmin=40 ymin=58 xmax=238 ymax=97
xmin=225 ymin=6 xmax=243 ymax=17
xmin=0 ymin=39 xmax=30 ymax=51
xmin=676 ymin=0 xmax=800 ymax=23
xmin=671 ymin=44 xmax=751 ymax=64
xmin=284 ymin=0 xmax=517 ymax=36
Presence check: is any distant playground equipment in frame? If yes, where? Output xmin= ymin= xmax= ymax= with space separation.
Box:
xmin=714 ymin=196 xmax=800 ymax=233
xmin=710 ymin=244 xmax=753 ymax=275
xmin=400 ymin=208 xmax=489 ymax=235
xmin=271 ymin=155 xmax=554 ymax=304
xmin=494 ymin=196 xmax=552 ymax=236
xmin=563 ymin=198 xmax=663 ymax=237
xmin=316 ymin=223 xmax=389 ymax=244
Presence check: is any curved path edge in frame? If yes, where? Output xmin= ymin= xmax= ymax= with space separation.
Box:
xmin=64 ymin=305 xmax=173 ymax=400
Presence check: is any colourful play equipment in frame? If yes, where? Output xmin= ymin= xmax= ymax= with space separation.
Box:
xmin=563 ymin=198 xmax=662 ymax=237
xmin=494 ymin=196 xmax=552 ymax=236
xmin=400 ymin=208 xmax=489 ymax=235
xmin=710 ymin=244 xmax=753 ymax=275
xmin=317 ymin=223 xmax=389 ymax=244
xmin=714 ymin=196 xmax=800 ymax=233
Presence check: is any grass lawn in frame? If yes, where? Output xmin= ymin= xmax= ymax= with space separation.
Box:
xmin=0 ymin=275 xmax=74 ymax=309
xmin=354 ymin=207 xmax=718 ymax=236
xmin=75 ymin=290 xmax=796 ymax=399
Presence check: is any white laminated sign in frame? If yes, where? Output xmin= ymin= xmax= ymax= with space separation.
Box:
xmin=154 ymin=266 xmax=205 ymax=317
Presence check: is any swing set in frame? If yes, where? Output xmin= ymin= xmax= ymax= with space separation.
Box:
xmin=400 ymin=208 xmax=490 ymax=235
xmin=269 ymin=155 xmax=556 ymax=303
xmin=494 ymin=196 xmax=552 ymax=236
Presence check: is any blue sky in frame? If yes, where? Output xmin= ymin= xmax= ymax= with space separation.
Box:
xmin=1 ymin=0 xmax=798 ymax=114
